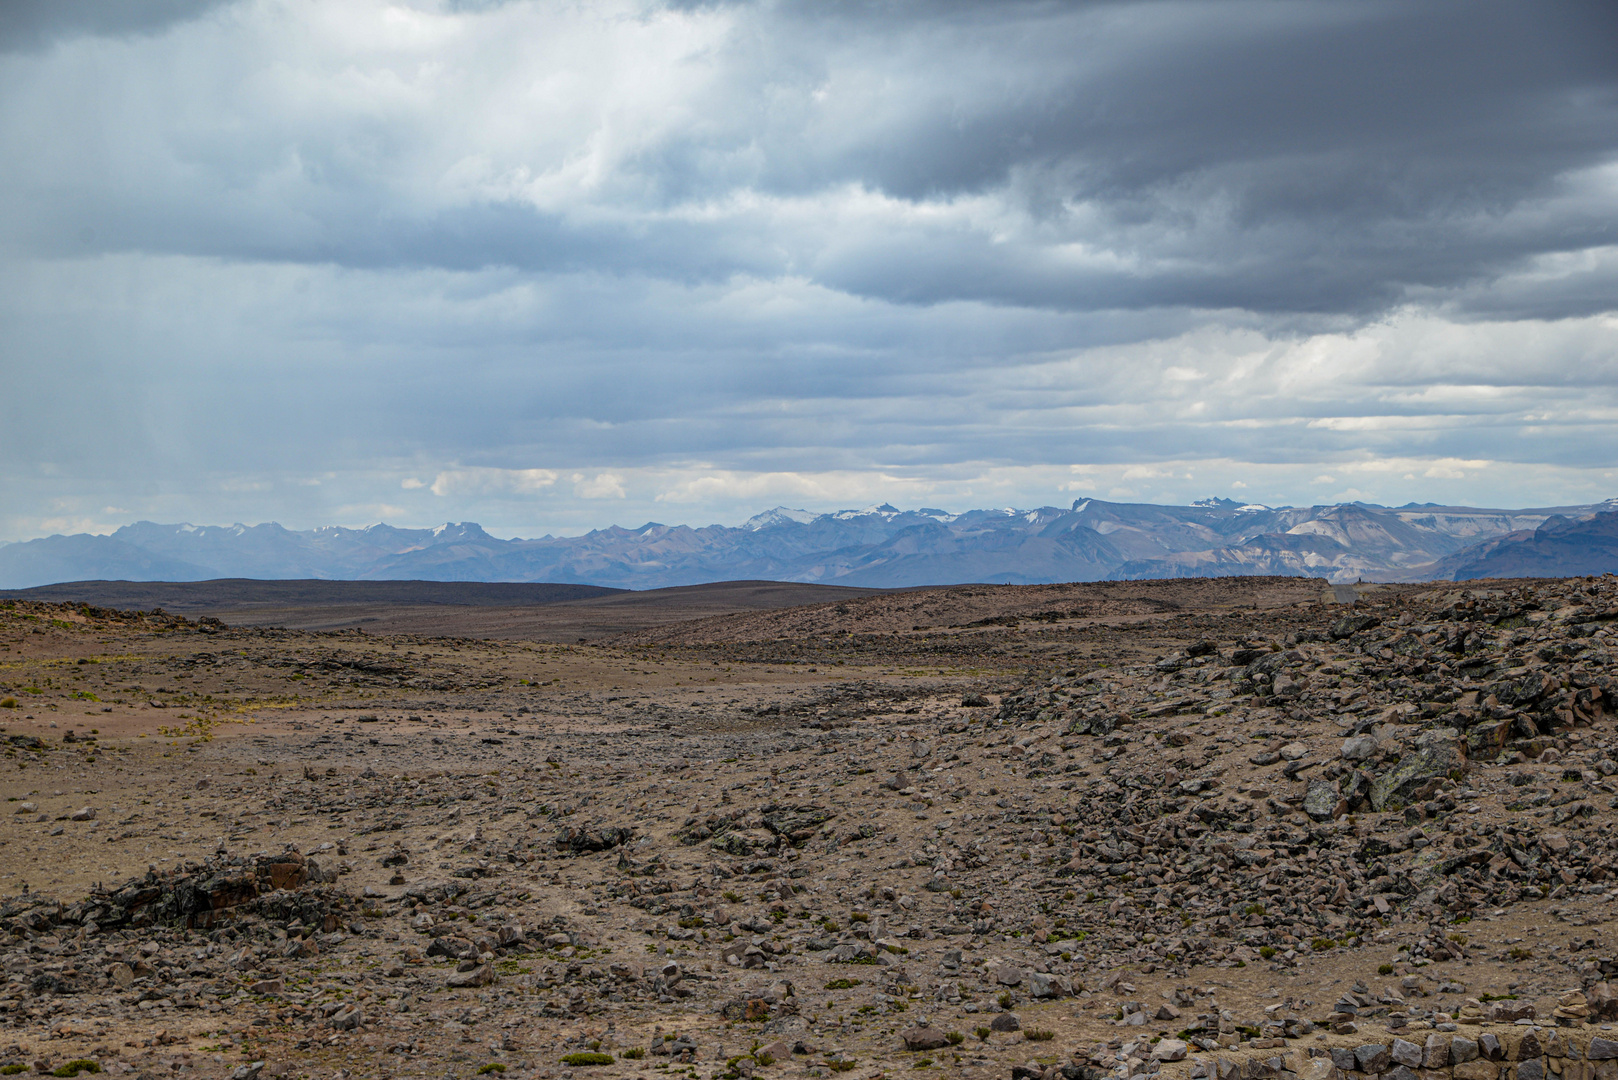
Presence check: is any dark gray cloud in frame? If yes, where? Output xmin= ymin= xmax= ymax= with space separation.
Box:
xmin=0 ymin=0 xmax=234 ymax=52
xmin=3 ymin=0 xmax=1614 ymax=319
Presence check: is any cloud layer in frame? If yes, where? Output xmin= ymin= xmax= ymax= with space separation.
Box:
xmin=2 ymin=0 xmax=1616 ymax=540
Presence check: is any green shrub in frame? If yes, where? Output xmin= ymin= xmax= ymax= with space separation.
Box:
xmin=1 ymin=1067 xmax=26 ymax=1076
xmin=477 ymin=1066 xmax=507 ymax=1075
xmin=974 ymin=1026 xmax=992 ymax=1042
xmin=560 ymin=1053 xmax=614 ymax=1066
xmin=1378 ymin=964 xmax=1394 ymax=975
xmin=1258 ymin=946 xmax=1277 ymax=960
xmin=51 ymin=1064 xmax=102 ymax=1078
xmin=1025 ymin=1030 xmax=1055 ymax=1042
xmin=825 ymin=978 xmax=862 ymax=990
xmin=620 ymin=1048 xmax=646 ymax=1060
xmin=945 ymin=1032 xmax=965 ymax=1046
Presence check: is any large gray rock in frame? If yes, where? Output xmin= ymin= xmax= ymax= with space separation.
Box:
xmin=1371 ymin=729 xmax=1465 ymax=811
xmin=1028 ymin=972 xmax=1068 ymax=998
xmin=1151 ymin=1039 xmax=1188 ymax=1062
xmin=1330 ymin=614 xmax=1381 ymax=639
xmin=900 ymin=1026 xmax=950 ymax=1051
xmin=1341 ymin=734 xmax=1380 ymax=761
xmin=447 ymin=963 xmax=496 ymax=988
xmin=760 ymin=804 xmax=834 ymax=845
xmin=1304 ymin=780 xmax=1345 ymax=822
xmin=1355 ymin=1044 xmax=1393 ymax=1072
xmin=1589 ymin=1038 xmax=1618 ymax=1061
xmin=554 ymin=824 xmax=635 ymax=853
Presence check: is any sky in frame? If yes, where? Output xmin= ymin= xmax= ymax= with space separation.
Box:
xmin=3 ymin=0 xmax=1617 ymax=541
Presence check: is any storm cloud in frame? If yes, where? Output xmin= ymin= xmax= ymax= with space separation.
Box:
xmin=2 ymin=0 xmax=1616 ymax=540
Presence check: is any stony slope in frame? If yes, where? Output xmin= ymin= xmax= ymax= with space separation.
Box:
xmin=0 ymin=576 xmax=1614 ymax=1080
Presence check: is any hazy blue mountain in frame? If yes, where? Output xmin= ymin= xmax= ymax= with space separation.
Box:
xmin=3 ymin=498 xmax=1615 ymax=590
xmin=1422 ymin=509 xmax=1618 ymax=581
xmin=0 ymin=533 xmax=214 ymax=587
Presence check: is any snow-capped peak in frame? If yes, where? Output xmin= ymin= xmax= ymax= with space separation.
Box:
xmin=743 ymin=506 xmax=818 ymax=530
xmin=831 ymin=503 xmax=902 ymax=520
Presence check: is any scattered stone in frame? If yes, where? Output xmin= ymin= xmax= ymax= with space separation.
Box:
xmin=900 ymin=1026 xmax=950 ymax=1051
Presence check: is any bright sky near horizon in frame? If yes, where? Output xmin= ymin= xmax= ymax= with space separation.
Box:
xmin=3 ymin=0 xmax=1617 ymax=541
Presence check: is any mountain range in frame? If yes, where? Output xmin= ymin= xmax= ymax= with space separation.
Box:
xmin=3 ymin=498 xmax=1617 ymax=591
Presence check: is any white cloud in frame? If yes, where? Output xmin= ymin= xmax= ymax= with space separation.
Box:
xmin=428 ymin=468 xmax=558 ymax=497
xmin=574 ymin=472 xmax=626 ymax=499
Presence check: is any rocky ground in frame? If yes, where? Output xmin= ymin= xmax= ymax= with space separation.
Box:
xmin=0 ymin=576 xmax=1614 ymax=1080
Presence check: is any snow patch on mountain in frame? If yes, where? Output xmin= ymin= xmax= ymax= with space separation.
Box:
xmin=743 ymin=507 xmax=817 ymax=530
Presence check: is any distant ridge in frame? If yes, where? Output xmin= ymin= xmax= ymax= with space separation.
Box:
xmin=3 ymin=498 xmax=1616 ymax=589
xmin=0 ymin=579 xmax=622 ymax=610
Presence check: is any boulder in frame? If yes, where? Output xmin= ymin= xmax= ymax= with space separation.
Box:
xmin=1371 ymin=730 xmax=1465 ymax=812
xmin=1303 ymin=780 xmax=1346 ymax=822
xmin=257 ymin=851 xmax=307 ymax=891
xmin=1028 ymin=971 xmax=1067 ymax=999
xmin=900 ymin=1026 xmax=950 ymax=1052
xmin=447 ymin=963 xmax=496 ymax=989
xmin=555 ymin=824 xmax=635 ymax=853
xmin=1151 ymin=1039 xmax=1188 ymax=1062
xmin=1356 ymin=1044 xmax=1393 ymax=1072
xmin=328 ymin=1003 xmax=364 ymax=1030
xmin=1065 ymin=714 xmax=1116 ymax=737
xmin=1342 ymin=735 xmax=1380 ymax=761
xmin=759 ymin=805 xmax=834 ymax=846
xmin=1330 ymin=614 xmax=1381 ymax=639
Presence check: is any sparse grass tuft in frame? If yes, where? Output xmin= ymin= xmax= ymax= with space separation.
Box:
xmin=560 ymin=1053 xmax=614 ymax=1066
